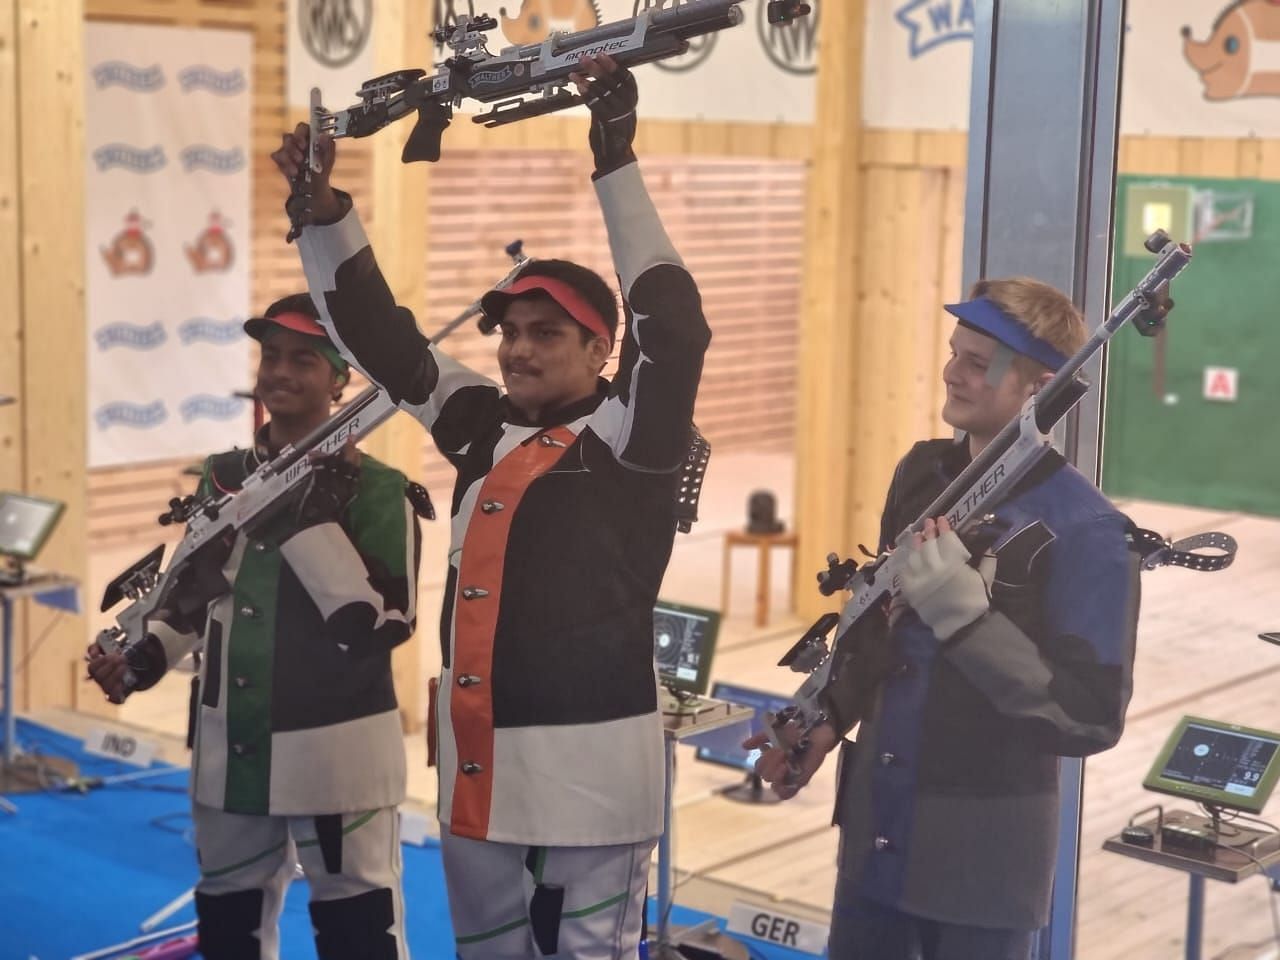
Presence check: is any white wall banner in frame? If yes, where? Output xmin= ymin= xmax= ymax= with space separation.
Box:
xmin=862 ymin=0 xmax=974 ymax=130
xmin=85 ymin=23 xmax=252 ymax=469
xmin=288 ymin=0 xmax=376 ymax=112
xmin=861 ymin=0 xmax=1280 ymax=138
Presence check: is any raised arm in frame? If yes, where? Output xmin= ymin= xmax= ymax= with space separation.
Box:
xmin=570 ymin=56 xmax=711 ymax=471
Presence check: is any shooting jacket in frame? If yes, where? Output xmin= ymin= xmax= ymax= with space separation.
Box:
xmin=148 ymin=435 xmax=420 ymax=816
xmin=828 ymin=438 xmax=1140 ymax=930
xmin=297 ymin=162 xmax=710 ymax=845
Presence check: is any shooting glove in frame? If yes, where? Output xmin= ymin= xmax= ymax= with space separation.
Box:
xmin=898 ymin=530 xmax=990 ymax=642
xmin=122 ymin=633 xmax=169 ymax=692
xmin=293 ymin=454 xmax=360 ymax=531
xmin=584 ymin=66 xmax=638 ymax=179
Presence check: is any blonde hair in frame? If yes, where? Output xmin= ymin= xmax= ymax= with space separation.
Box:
xmin=969 ymin=277 xmax=1087 ymax=378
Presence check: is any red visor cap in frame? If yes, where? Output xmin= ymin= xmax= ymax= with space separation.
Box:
xmin=480 ymin=275 xmax=613 ymax=346
xmin=243 ymin=310 xmax=328 ymax=340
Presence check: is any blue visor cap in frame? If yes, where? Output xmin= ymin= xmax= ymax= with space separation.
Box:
xmin=944 ymin=297 xmax=1070 ymax=371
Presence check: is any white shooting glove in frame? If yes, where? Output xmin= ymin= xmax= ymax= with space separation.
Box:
xmin=898 ymin=529 xmax=990 ymax=641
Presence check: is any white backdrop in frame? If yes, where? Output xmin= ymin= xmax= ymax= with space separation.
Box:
xmin=85 ymin=23 xmax=252 ymax=468
xmin=288 ymin=0 xmax=376 ymax=115
xmin=862 ymin=0 xmax=1280 ymax=138
xmin=290 ymin=0 xmax=818 ymax=124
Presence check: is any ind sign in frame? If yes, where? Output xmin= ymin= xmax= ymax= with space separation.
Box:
xmin=727 ymin=901 xmax=829 ymax=955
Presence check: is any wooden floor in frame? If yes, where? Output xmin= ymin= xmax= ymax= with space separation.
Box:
xmin=51 ymin=453 xmax=1280 ymax=959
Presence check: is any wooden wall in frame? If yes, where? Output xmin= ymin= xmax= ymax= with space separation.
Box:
xmin=2 ymin=0 xmax=88 ymax=712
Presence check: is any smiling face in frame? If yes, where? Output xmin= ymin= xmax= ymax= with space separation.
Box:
xmin=254 ymin=328 xmax=343 ymax=422
xmin=496 ymin=295 xmax=611 ymax=421
xmin=941 ymin=324 xmax=1047 ymax=448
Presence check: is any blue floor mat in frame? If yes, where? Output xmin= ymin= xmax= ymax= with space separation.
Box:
xmin=0 ymin=720 xmax=820 ymax=959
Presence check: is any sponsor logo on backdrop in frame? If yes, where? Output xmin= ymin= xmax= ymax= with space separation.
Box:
xmin=500 ymin=0 xmax=601 ymax=45
xmin=179 ymin=317 xmax=246 ymax=345
xmin=95 ymin=321 xmax=167 ymax=351
xmin=94 ymin=400 xmax=168 ymax=430
xmin=181 ymin=395 xmax=246 ymax=423
xmin=895 ymin=0 xmax=974 ymax=58
xmin=101 ymin=211 xmax=155 ymax=276
xmin=185 ymin=211 xmax=235 ymax=273
xmin=300 ymin=0 xmax=373 ymax=67
xmin=178 ymin=65 xmax=248 ymax=95
xmin=758 ymin=0 xmax=819 ymax=74
xmin=92 ymin=61 xmax=165 ymax=91
xmin=1183 ymin=0 xmax=1280 ymax=101
xmin=93 ymin=144 xmax=167 ymax=173
xmin=180 ymin=145 xmax=246 ymax=173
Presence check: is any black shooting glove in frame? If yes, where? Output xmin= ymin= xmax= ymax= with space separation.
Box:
xmin=293 ymin=454 xmax=361 ymax=530
xmin=582 ymin=65 xmax=638 ymax=179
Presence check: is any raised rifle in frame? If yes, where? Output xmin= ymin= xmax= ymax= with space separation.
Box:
xmin=770 ymin=230 xmax=1230 ymax=753
xmin=285 ymin=0 xmax=812 ymax=240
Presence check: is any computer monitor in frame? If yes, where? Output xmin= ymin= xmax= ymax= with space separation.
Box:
xmin=689 ymin=681 xmax=794 ymax=804
xmin=653 ymin=600 xmax=720 ymax=697
xmin=0 ymin=492 xmax=64 ymax=582
xmin=1143 ymin=714 xmax=1280 ymax=815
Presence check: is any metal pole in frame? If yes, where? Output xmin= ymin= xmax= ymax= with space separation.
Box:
xmin=3 ymin=595 xmax=14 ymax=766
xmin=962 ymin=2 xmax=1128 ymax=956
xmin=1185 ymin=874 xmax=1204 ymax=960
xmin=655 ymin=733 xmax=676 ymax=949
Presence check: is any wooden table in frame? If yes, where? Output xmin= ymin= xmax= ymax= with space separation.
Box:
xmin=1102 ymin=808 xmax=1280 ymax=960
xmin=721 ymin=530 xmax=798 ymax=627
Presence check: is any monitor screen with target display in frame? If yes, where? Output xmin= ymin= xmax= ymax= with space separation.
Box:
xmin=652 ymin=600 xmax=720 ymax=697
xmin=1142 ymin=715 xmax=1280 ymax=815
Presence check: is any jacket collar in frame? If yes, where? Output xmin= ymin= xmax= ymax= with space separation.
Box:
xmin=503 ymin=378 xmax=609 ymax=429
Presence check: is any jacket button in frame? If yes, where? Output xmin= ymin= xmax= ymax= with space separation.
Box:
xmin=232 ymin=743 xmax=247 ymax=757
xmin=461 ymin=587 xmax=489 ymax=600
xmin=239 ymin=605 xmax=257 ymax=618
xmin=234 ymin=676 xmax=251 ymax=689
xmin=874 ymin=836 xmax=892 ymax=852
xmin=457 ymin=675 xmax=483 ymax=687
xmin=480 ymin=500 xmax=505 ymax=514
xmin=879 ymin=752 xmax=896 ymax=766
xmin=461 ymin=761 xmax=484 ymax=775
xmin=253 ymin=541 xmax=268 ymax=552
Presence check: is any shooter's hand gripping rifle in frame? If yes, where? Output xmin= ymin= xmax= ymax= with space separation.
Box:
xmin=769 ymin=230 xmax=1202 ymax=757
xmin=284 ymin=0 xmax=812 ymax=240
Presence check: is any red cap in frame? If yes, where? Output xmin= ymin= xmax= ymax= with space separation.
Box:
xmin=481 ymin=275 xmax=612 ymax=345
xmin=243 ymin=310 xmax=328 ymax=340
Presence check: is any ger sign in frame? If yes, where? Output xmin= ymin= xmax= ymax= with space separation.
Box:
xmin=727 ymin=901 xmax=829 ymax=955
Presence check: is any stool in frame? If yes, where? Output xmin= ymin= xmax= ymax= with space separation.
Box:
xmin=721 ymin=530 xmax=798 ymax=627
